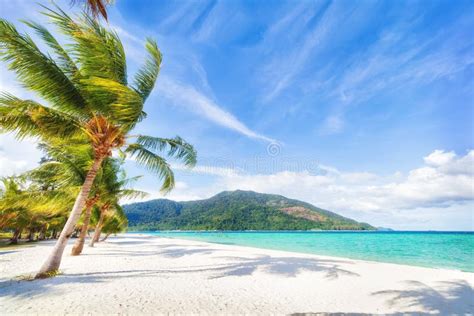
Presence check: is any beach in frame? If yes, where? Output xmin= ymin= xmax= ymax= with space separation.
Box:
xmin=1 ymin=234 xmax=473 ymax=315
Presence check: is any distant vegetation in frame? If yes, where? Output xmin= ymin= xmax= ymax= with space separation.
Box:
xmin=124 ymin=190 xmax=375 ymax=231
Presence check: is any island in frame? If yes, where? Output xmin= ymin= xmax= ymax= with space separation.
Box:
xmin=124 ymin=190 xmax=375 ymax=231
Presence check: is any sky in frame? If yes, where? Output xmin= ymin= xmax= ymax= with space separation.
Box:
xmin=0 ymin=0 xmax=473 ymax=230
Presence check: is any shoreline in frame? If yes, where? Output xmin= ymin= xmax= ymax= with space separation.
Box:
xmin=1 ymin=234 xmax=473 ymax=314
xmin=131 ymin=231 xmax=474 ymax=273
xmin=133 ymin=233 xmax=473 ymax=274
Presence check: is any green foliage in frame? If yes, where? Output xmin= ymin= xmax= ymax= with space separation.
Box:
xmin=0 ymin=142 xmax=140 ymax=240
xmin=0 ymin=5 xmax=197 ymax=193
xmin=0 ymin=174 xmax=72 ymax=238
xmin=35 ymin=269 xmax=61 ymax=279
xmin=132 ymin=39 xmax=162 ymax=101
xmin=124 ymin=190 xmax=375 ymax=231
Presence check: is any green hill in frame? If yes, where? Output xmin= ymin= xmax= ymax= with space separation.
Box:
xmin=123 ymin=190 xmax=374 ymax=231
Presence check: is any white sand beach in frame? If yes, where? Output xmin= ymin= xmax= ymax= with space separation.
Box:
xmin=0 ymin=234 xmax=473 ymax=315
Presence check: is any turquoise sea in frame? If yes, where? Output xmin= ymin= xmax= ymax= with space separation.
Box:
xmin=138 ymin=231 xmax=474 ymax=272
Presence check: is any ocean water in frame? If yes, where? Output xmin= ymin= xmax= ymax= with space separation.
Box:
xmin=138 ymin=231 xmax=474 ymax=272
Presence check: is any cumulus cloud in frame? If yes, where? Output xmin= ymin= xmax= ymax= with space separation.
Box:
xmin=219 ymin=150 xmax=473 ymax=211
xmin=171 ymin=164 xmax=240 ymax=177
xmin=139 ymin=149 xmax=473 ymax=230
xmin=424 ymin=149 xmax=456 ymax=167
xmin=0 ymin=134 xmax=42 ymax=177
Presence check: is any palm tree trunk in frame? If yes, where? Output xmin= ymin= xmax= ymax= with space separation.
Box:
xmin=73 ymin=228 xmax=81 ymax=238
xmin=38 ymin=226 xmax=46 ymax=240
xmin=89 ymin=209 xmax=105 ymax=247
xmin=10 ymin=228 xmax=22 ymax=244
xmin=27 ymin=229 xmax=34 ymax=241
xmin=35 ymin=157 xmax=104 ymax=279
xmin=71 ymin=200 xmax=95 ymax=256
xmin=100 ymin=233 xmax=111 ymax=242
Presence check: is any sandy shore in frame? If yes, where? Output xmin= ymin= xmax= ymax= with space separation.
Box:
xmin=0 ymin=234 xmax=473 ymax=315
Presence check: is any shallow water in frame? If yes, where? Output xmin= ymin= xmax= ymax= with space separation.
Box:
xmin=135 ymin=231 xmax=474 ymax=272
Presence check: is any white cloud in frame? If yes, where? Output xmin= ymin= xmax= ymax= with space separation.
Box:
xmin=133 ymin=149 xmax=474 ymax=230
xmin=171 ymin=164 xmax=240 ymax=177
xmin=0 ymin=57 xmax=43 ymax=178
xmin=174 ymin=181 xmax=188 ymax=190
xmin=220 ymin=150 xmax=473 ymax=212
xmin=156 ymin=77 xmax=276 ymax=143
xmin=0 ymin=134 xmax=42 ymax=177
xmin=424 ymin=149 xmax=456 ymax=167
xmin=0 ymin=156 xmax=28 ymax=176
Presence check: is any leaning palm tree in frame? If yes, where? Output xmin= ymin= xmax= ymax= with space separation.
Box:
xmin=88 ymin=160 xmax=145 ymax=247
xmin=0 ymin=177 xmax=29 ymax=243
xmin=0 ymin=175 xmax=73 ymax=243
xmin=73 ymin=157 xmax=145 ymax=254
xmin=0 ymin=5 xmax=196 ymax=278
xmin=30 ymin=139 xmax=98 ymax=255
xmin=72 ymin=0 xmax=113 ymax=20
xmin=100 ymin=209 xmax=128 ymax=242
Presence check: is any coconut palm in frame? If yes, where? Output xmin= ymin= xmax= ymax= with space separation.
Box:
xmin=0 ymin=175 xmax=73 ymax=243
xmin=73 ymin=157 xmax=145 ymax=254
xmin=0 ymin=177 xmax=29 ymax=243
xmin=70 ymin=195 xmax=99 ymax=254
xmin=73 ymin=0 xmax=113 ymax=20
xmin=100 ymin=208 xmax=128 ymax=241
xmin=88 ymin=158 xmax=146 ymax=247
xmin=30 ymin=139 xmax=99 ymax=255
xmin=0 ymin=5 xmax=196 ymax=278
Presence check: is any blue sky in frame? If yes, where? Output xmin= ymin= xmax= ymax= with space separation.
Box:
xmin=0 ymin=0 xmax=473 ymax=230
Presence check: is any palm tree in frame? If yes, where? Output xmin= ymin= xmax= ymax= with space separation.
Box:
xmin=72 ymin=0 xmax=113 ymax=20
xmin=0 ymin=175 xmax=73 ymax=244
xmin=30 ymin=139 xmax=98 ymax=256
xmin=72 ymin=157 xmax=145 ymax=254
xmin=0 ymin=5 xmax=196 ymax=278
xmin=0 ymin=177 xmax=28 ymax=243
xmin=70 ymin=195 xmax=99 ymax=255
xmin=100 ymin=209 xmax=128 ymax=241
xmin=88 ymin=161 xmax=145 ymax=247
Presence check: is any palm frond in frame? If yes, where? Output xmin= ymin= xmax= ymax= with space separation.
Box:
xmin=115 ymin=175 xmax=142 ymax=188
xmin=80 ymin=77 xmax=142 ymax=127
xmin=125 ymin=143 xmax=175 ymax=193
xmin=132 ymin=39 xmax=162 ymax=101
xmin=0 ymin=93 xmax=81 ymax=139
xmin=42 ymin=5 xmax=127 ymax=84
xmin=22 ymin=20 xmax=79 ymax=79
xmin=136 ymin=135 xmax=197 ymax=167
xmin=0 ymin=19 xmax=87 ymax=114
xmin=38 ymin=141 xmax=93 ymax=185
xmin=118 ymin=188 xmax=148 ymax=200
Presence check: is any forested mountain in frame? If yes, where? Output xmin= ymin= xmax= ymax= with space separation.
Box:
xmin=123 ymin=190 xmax=374 ymax=231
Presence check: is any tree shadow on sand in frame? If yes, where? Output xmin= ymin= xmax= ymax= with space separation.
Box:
xmin=0 ymin=246 xmax=359 ymax=299
xmin=153 ymin=245 xmax=359 ymax=279
xmin=82 ymin=244 xmax=219 ymax=257
xmin=372 ymin=279 xmax=474 ymax=315
xmin=208 ymin=255 xmax=359 ymax=279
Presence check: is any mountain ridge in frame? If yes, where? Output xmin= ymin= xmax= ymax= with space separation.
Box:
xmin=123 ymin=190 xmax=375 ymax=231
